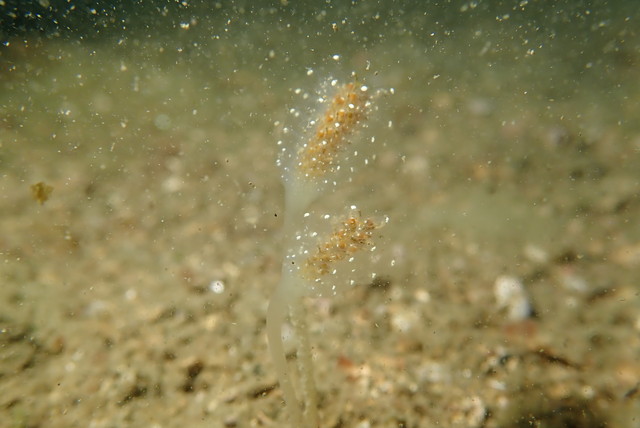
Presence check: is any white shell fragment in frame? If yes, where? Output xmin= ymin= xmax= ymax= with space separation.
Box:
xmin=494 ymin=275 xmax=533 ymax=321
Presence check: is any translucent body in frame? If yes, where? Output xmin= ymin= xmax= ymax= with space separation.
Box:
xmin=267 ymin=80 xmax=377 ymax=427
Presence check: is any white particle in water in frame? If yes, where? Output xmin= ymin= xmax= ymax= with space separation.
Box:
xmin=209 ymin=280 xmax=225 ymax=294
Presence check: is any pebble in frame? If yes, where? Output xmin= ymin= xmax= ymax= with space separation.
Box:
xmin=494 ymin=275 xmax=533 ymax=321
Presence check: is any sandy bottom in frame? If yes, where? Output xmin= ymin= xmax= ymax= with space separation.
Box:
xmin=1 ymin=5 xmax=639 ymax=428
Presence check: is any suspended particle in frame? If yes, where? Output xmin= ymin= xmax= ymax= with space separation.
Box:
xmin=31 ymin=182 xmax=53 ymax=205
xmin=209 ymin=280 xmax=225 ymax=294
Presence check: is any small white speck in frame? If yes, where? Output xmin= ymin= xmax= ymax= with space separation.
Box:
xmin=209 ymin=280 xmax=225 ymax=294
xmin=494 ymin=275 xmax=532 ymax=321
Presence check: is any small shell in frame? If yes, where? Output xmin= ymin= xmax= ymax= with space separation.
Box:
xmin=494 ymin=275 xmax=533 ymax=321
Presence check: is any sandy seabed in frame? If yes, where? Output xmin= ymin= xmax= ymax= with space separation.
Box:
xmin=1 ymin=3 xmax=639 ymax=427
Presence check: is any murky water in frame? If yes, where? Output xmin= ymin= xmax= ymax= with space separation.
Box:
xmin=1 ymin=2 xmax=639 ymax=427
